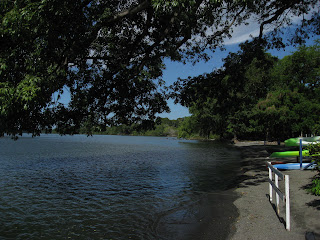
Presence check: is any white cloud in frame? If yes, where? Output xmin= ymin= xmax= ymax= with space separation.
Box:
xmin=223 ymin=7 xmax=318 ymax=46
xmin=224 ymin=24 xmax=260 ymax=45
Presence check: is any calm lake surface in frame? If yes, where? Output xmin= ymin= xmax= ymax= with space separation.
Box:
xmin=0 ymin=134 xmax=242 ymax=239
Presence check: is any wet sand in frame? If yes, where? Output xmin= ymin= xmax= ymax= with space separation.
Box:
xmin=229 ymin=142 xmax=320 ymax=240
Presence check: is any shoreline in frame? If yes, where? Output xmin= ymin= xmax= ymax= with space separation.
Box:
xmin=228 ymin=141 xmax=320 ymax=240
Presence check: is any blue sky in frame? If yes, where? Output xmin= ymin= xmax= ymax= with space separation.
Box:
xmin=159 ymin=46 xmax=240 ymax=120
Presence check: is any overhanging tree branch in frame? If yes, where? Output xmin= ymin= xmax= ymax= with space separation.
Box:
xmin=259 ymin=6 xmax=288 ymax=39
xmin=206 ymin=5 xmax=246 ymax=46
xmin=258 ymin=0 xmax=304 ymax=39
xmin=99 ymin=0 xmax=150 ymax=26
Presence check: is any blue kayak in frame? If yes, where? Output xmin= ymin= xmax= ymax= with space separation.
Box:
xmin=273 ymin=163 xmax=316 ymax=170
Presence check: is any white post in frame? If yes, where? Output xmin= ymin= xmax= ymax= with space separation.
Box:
xmin=275 ymin=174 xmax=279 ymax=214
xmin=285 ymin=175 xmax=290 ymax=231
xmin=269 ymin=166 xmax=273 ymax=201
xmin=267 ymin=162 xmax=290 ymax=231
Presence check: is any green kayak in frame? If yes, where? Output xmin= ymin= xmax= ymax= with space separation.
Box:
xmin=284 ymin=136 xmax=320 ymax=147
xmin=270 ymin=150 xmax=310 ymax=158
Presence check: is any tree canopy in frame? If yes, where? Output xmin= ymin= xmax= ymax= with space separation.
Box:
xmin=1 ymin=0 xmax=319 ymax=137
xmin=252 ymin=41 xmax=320 ymax=139
xmin=172 ymin=40 xmax=278 ymax=139
xmin=173 ymin=40 xmax=320 ymax=140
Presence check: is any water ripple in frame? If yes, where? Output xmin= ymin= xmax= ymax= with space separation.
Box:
xmin=0 ymin=135 xmax=241 ymax=239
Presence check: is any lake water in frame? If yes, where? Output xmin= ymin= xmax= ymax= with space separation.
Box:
xmin=0 ymin=134 xmax=241 ymax=239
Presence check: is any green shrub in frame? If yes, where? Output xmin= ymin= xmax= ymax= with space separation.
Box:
xmin=309 ymin=178 xmax=320 ymax=196
xmin=305 ymin=142 xmax=320 ymax=196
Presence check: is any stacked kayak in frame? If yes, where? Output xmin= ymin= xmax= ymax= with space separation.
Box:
xmin=284 ymin=136 xmax=320 ymax=147
xmin=273 ymin=163 xmax=316 ymax=170
xmin=269 ymin=136 xmax=320 ymax=170
xmin=270 ymin=150 xmax=310 ymax=158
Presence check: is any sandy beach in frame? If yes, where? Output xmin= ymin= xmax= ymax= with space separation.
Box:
xmin=229 ymin=142 xmax=320 ymax=240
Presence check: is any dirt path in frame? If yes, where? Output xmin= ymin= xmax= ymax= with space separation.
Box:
xmin=229 ymin=142 xmax=320 ymax=240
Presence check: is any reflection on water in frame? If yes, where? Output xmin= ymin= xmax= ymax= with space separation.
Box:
xmin=0 ymin=135 xmax=241 ymax=239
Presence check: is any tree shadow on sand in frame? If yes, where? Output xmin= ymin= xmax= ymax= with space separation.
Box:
xmin=301 ymin=178 xmax=320 ymax=210
xmin=232 ymin=144 xmax=304 ymax=189
xmin=230 ymin=145 xmax=273 ymax=189
xmin=233 ymin=173 xmax=267 ymax=189
xmin=306 ymin=199 xmax=320 ymax=210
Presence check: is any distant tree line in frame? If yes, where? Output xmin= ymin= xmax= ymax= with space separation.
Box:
xmin=53 ymin=117 xmax=183 ymax=137
xmin=172 ymin=40 xmax=320 ymax=141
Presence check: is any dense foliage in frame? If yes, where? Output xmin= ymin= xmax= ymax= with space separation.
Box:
xmin=173 ymin=40 xmax=320 ymax=140
xmin=1 ymin=0 xmax=320 ymax=137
